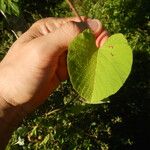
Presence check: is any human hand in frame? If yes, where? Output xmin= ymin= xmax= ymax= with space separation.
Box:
xmin=0 ymin=17 xmax=109 ymax=114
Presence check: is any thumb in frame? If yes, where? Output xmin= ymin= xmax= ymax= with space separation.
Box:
xmin=30 ymin=20 xmax=101 ymax=57
xmin=31 ymin=21 xmax=86 ymax=57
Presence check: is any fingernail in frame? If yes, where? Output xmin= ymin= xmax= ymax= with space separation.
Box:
xmin=87 ymin=19 xmax=102 ymax=32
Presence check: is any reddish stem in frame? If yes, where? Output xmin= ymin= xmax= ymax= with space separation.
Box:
xmin=66 ymin=0 xmax=83 ymax=22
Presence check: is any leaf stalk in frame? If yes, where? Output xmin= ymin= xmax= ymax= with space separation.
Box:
xmin=66 ymin=0 xmax=83 ymax=22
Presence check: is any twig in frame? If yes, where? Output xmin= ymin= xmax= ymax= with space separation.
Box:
xmin=45 ymin=95 xmax=77 ymax=117
xmin=45 ymin=108 xmax=62 ymax=116
xmin=66 ymin=0 xmax=83 ymax=22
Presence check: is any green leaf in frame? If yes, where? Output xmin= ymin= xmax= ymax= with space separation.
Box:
xmin=0 ymin=0 xmax=6 ymax=12
xmin=0 ymin=0 xmax=20 ymax=16
xmin=67 ymin=29 xmax=133 ymax=104
xmin=10 ymin=1 xmax=20 ymax=16
xmin=40 ymin=134 xmax=50 ymax=145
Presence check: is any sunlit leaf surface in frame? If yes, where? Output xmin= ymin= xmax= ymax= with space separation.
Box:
xmin=68 ymin=29 xmax=133 ymax=104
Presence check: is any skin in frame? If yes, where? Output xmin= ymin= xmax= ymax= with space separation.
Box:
xmin=0 ymin=17 xmax=108 ymax=149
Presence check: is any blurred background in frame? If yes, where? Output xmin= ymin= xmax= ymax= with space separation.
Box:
xmin=0 ymin=0 xmax=150 ymax=149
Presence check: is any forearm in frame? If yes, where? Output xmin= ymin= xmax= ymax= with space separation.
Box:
xmin=0 ymin=96 xmax=25 ymax=150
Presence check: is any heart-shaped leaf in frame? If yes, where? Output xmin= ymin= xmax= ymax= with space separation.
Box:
xmin=67 ymin=29 xmax=133 ymax=104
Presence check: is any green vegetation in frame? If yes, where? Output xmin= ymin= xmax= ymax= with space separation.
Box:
xmin=0 ymin=0 xmax=150 ymax=149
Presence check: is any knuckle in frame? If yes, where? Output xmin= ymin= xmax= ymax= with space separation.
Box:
xmin=30 ymin=18 xmax=46 ymax=29
xmin=30 ymin=20 xmax=41 ymax=29
xmin=35 ymin=19 xmax=43 ymax=25
xmin=30 ymin=18 xmax=56 ymax=31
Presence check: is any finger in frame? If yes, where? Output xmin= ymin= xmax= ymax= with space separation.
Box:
xmin=44 ymin=16 xmax=87 ymax=34
xmin=32 ymin=16 xmax=103 ymax=38
xmin=86 ymin=18 xmax=103 ymax=37
xmin=42 ymin=18 xmax=105 ymax=42
xmin=30 ymin=16 xmax=104 ymax=54
xmin=96 ymin=30 xmax=109 ymax=47
xmin=56 ymin=51 xmax=68 ymax=82
xmin=16 ymin=16 xmax=87 ymax=45
xmin=28 ymin=16 xmax=87 ymax=36
xmin=29 ymin=21 xmax=87 ymax=59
